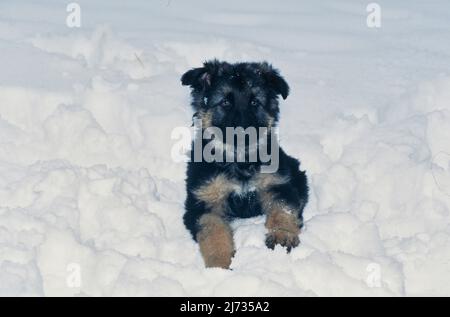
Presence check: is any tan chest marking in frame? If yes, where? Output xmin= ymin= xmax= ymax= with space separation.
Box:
xmin=193 ymin=172 xmax=290 ymax=215
xmin=193 ymin=174 xmax=237 ymax=214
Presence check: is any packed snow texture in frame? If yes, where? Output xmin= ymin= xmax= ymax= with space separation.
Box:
xmin=1 ymin=0 xmax=450 ymax=296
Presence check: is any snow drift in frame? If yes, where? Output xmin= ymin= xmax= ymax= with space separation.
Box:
xmin=1 ymin=0 xmax=450 ymax=296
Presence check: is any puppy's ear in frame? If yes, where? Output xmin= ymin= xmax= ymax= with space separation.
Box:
xmin=268 ymin=71 xmax=289 ymax=100
xmin=181 ymin=67 xmax=210 ymax=89
xmin=181 ymin=60 xmax=222 ymax=90
xmin=260 ymin=63 xmax=290 ymax=100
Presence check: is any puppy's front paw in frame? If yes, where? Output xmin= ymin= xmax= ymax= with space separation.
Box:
xmin=265 ymin=210 xmax=301 ymax=253
xmin=265 ymin=229 xmax=300 ymax=253
xmin=203 ymin=250 xmax=235 ymax=269
xmin=197 ymin=214 xmax=235 ymax=269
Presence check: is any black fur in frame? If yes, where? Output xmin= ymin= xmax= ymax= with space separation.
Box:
xmin=181 ymin=60 xmax=308 ymax=247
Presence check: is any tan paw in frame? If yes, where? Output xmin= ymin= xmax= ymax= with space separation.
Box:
xmin=265 ymin=229 xmax=300 ymax=253
xmin=203 ymin=250 xmax=235 ymax=269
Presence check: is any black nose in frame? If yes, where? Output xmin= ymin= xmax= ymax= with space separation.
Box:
xmin=233 ymin=96 xmax=250 ymax=127
xmin=235 ymin=111 xmax=246 ymax=127
xmin=233 ymin=110 xmax=252 ymax=128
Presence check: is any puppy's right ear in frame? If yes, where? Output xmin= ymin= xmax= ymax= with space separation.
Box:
xmin=181 ymin=67 xmax=211 ymax=90
xmin=181 ymin=63 xmax=217 ymax=90
xmin=181 ymin=60 xmax=224 ymax=90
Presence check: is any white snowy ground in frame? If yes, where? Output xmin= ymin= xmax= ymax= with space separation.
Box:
xmin=1 ymin=0 xmax=450 ymax=296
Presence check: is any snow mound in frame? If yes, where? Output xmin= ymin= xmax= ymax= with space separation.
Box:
xmin=1 ymin=0 xmax=450 ymax=296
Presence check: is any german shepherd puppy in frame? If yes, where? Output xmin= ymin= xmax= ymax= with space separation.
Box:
xmin=181 ymin=60 xmax=308 ymax=268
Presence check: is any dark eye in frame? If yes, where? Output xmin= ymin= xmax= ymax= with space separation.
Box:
xmin=250 ymin=99 xmax=258 ymax=107
xmin=221 ymin=99 xmax=231 ymax=107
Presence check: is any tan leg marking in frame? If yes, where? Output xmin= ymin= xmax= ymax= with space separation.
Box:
xmin=265 ymin=208 xmax=301 ymax=252
xmin=196 ymin=214 xmax=235 ymax=269
xmin=255 ymin=173 xmax=300 ymax=252
xmin=193 ymin=174 xmax=237 ymax=268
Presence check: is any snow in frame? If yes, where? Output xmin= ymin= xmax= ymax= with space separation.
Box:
xmin=1 ymin=0 xmax=450 ymax=296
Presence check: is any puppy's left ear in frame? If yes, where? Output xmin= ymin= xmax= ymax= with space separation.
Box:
xmin=260 ymin=63 xmax=290 ymax=100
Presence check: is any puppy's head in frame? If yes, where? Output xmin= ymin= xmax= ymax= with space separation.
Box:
xmin=181 ymin=60 xmax=289 ymax=131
